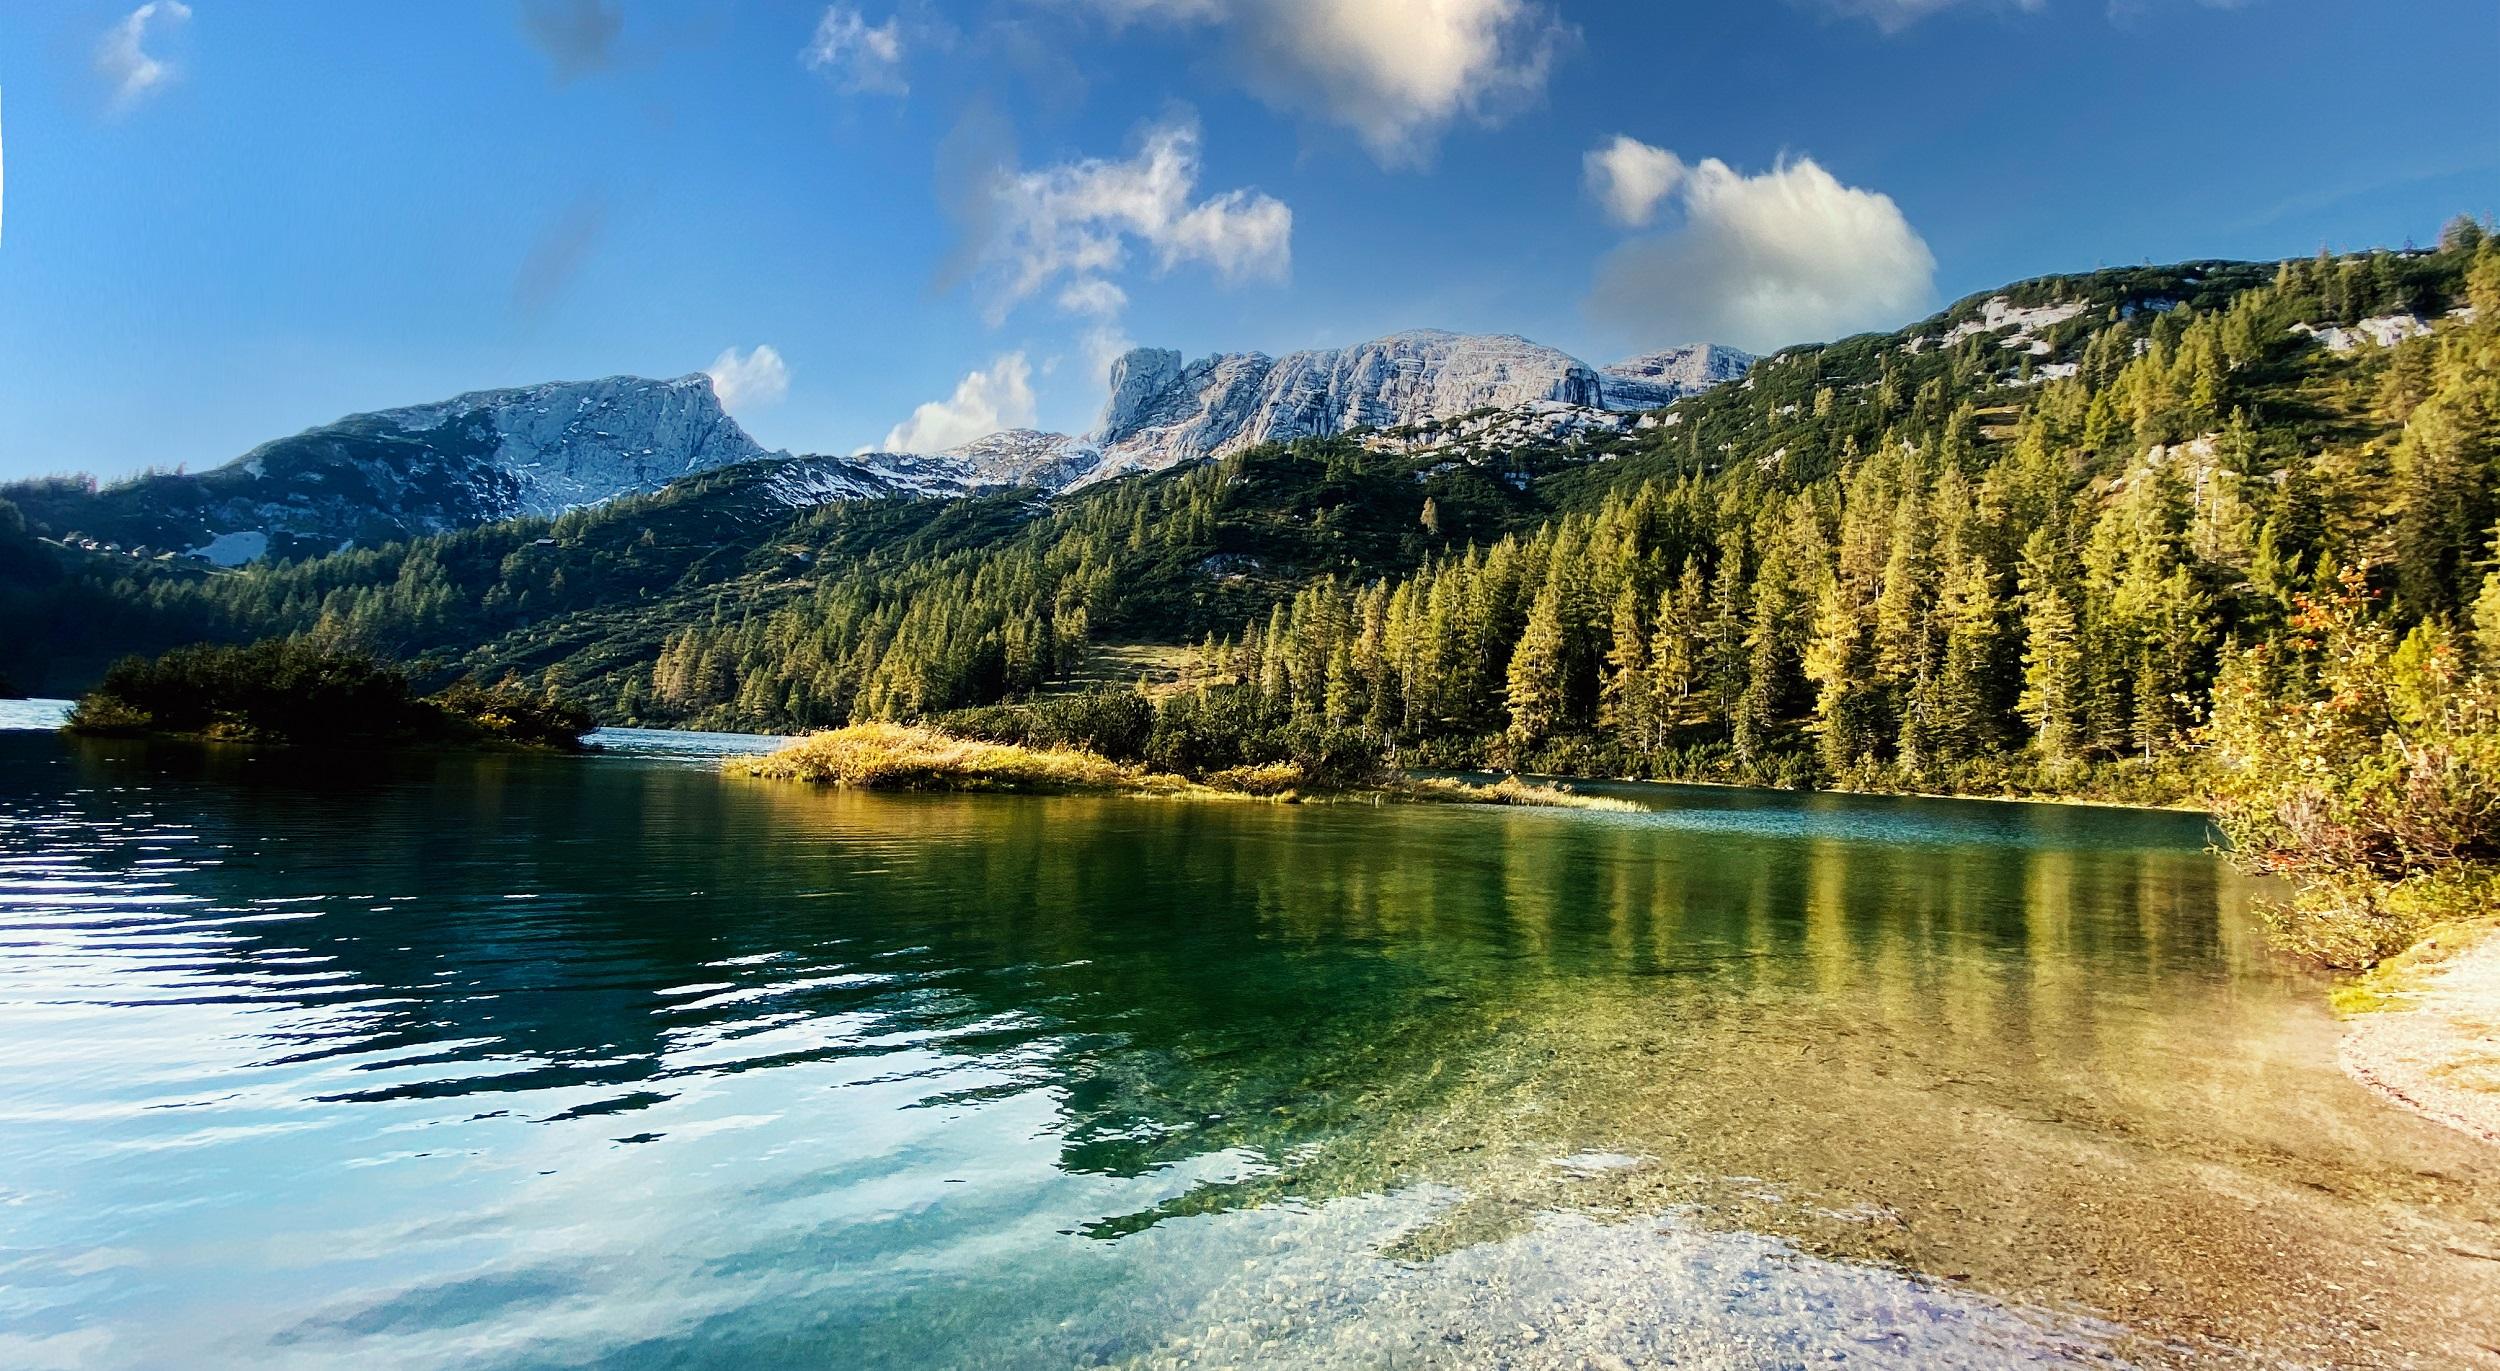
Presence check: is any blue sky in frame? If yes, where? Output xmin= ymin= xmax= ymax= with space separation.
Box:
xmin=0 ymin=0 xmax=2494 ymax=481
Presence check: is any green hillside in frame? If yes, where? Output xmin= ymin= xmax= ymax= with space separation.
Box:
xmin=11 ymin=229 xmax=2496 ymax=815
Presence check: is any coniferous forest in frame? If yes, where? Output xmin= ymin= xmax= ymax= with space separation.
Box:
xmin=11 ymin=230 xmax=2500 ymax=888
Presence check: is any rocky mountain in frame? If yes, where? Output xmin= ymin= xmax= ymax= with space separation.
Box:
xmin=1598 ymin=344 xmax=1758 ymax=411
xmin=1084 ymin=331 xmax=1605 ymax=481
xmin=936 ymin=429 xmax=1107 ymax=491
xmin=909 ymin=330 xmax=1754 ymax=492
xmin=12 ymin=333 xmax=1751 ymax=564
xmin=7 ymin=375 xmax=769 ymax=564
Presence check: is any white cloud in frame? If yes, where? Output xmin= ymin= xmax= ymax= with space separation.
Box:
xmin=974 ymin=119 xmax=1290 ymax=323
xmin=1587 ymin=154 xmax=1936 ymax=353
xmin=1584 ymin=135 xmax=1686 ymax=229
xmin=706 ymin=345 xmax=791 ymax=412
xmin=96 ymin=1 xmax=191 ymax=111
xmin=943 ymin=119 xmax=1281 ymax=431
xmin=1069 ymin=0 xmax=1566 ymax=166
xmin=1056 ymin=278 xmax=1129 ymax=317
xmin=1802 ymin=0 xmax=2050 ymax=31
xmin=803 ymin=6 xmax=908 ymax=94
xmin=1231 ymin=0 xmax=1565 ymax=166
xmin=881 ymin=353 xmax=1039 ymax=453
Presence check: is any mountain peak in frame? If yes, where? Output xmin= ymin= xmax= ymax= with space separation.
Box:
xmin=18 ymin=373 xmax=771 ymax=564
xmin=332 ymin=373 xmax=769 ymax=516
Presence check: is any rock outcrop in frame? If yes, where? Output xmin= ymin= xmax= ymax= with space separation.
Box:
xmin=1088 ymin=330 xmax=1609 ymax=479
xmin=1597 ymin=344 xmax=1757 ymax=411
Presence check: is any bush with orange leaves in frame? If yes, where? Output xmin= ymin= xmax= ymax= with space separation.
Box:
xmin=2206 ymin=567 xmax=2500 ymax=967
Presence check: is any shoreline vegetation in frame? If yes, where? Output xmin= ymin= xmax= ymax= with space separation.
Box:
xmin=2204 ymin=570 xmax=2500 ymax=968
xmin=2197 ymin=570 xmax=2500 ymax=1142
xmin=727 ymin=722 xmax=1636 ymax=811
xmin=63 ymin=638 xmax=594 ymax=752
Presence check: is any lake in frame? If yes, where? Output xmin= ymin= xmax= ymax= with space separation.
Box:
xmin=1 ymin=713 xmax=2494 ymax=1368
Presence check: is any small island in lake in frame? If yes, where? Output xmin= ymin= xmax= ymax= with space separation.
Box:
xmin=732 ymin=717 xmax=1632 ymax=809
xmin=65 ymin=637 xmax=594 ymax=751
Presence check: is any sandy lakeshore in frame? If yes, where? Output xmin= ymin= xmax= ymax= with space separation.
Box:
xmin=2342 ymin=926 xmax=2500 ymax=1147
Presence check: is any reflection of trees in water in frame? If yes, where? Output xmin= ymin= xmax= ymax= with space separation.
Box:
xmin=25 ymin=741 xmax=2497 ymax=1364
xmin=55 ymin=743 xmax=2260 ymax=1160
xmin=38 ymin=742 xmax=2286 ymax=1193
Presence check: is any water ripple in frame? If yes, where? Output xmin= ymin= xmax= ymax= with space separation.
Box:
xmin=0 ymin=731 xmax=2491 ymax=1369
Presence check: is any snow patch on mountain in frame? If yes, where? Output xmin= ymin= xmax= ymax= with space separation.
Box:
xmin=2007 ymin=361 xmax=2081 ymax=388
xmin=1361 ymin=399 xmax=1644 ymax=460
xmin=187 ymin=530 xmax=270 ymax=567
xmin=760 ymin=454 xmax=980 ymax=508
xmin=1944 ymin=297 xmax=2089 ymax=347
xmin=2291 ymin=313 xmax=2434 ymax=352
xmin=1906 ymin=296 xmax=2092 ymax=361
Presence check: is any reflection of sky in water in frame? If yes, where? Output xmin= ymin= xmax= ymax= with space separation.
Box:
xmin=0 ymin=731 xmax=2489 ymax=1370
xmin=0 ymin=698 xmax=72 ymax=731
xmin=585 ymin=725 xmax=790 ymax=764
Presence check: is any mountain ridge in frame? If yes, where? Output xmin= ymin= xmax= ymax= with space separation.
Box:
xmin=8 ymin=331 xmax=1749 ymax=564
xmin=921 ymin=332 xmax=1754 ymax=492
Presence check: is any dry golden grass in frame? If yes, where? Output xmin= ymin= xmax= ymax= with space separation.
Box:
xmin=1200 ymin=761 xmax=1308 ymax=796
xmin=729 ymin=723 xmax=1176 ymax=794
xmin=731 ymin=723 xmax=1645 ymax=814
xmin=1401 ymin=775 xmax=1645 ymax=812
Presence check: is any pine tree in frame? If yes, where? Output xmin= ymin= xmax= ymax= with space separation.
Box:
xmin=2441 ymin=214 xmax=2488 ymax=256
xmin=1805 ymin=565 xmax=1883 ymax=779
xmin=2393 ymin=368 xmax=2499 ymax=619
xmin=1933 ymin=554 xmax=2008 ymax=768
xmin=2017 ymin=531 xmax=2085 ymax=764
xmin=1703 ymin=551 xmax=1751 ymax=738
xmin=1505 ymin=577 xmax=1570 ymax=754
xmin=1599 ymin=582 xmax=1652 ymax=752
xmin=1651 ymin=559 xmax=1708 ymax=731
xmin=2470 ymin=241 xmax=2500 ymax=319
xmin=2473 ymin=567 xmax=2500 ymax=668
xmin=1737 ymin=502 xmax=1829 ymax=761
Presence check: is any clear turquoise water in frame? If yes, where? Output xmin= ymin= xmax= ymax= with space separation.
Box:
xmin=0 ymin=721 xmax=2493 ymax=1368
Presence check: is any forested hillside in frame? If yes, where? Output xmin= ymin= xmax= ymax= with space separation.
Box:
xmin=13 ymin=225 xmax=2498 ymax=809
xmin=1209 ymin=232 xmax=2500 ymax=797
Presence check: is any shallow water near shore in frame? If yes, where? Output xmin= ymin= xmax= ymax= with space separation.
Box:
xmin=1 ymin=723 xmax=2493 ymax=1368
